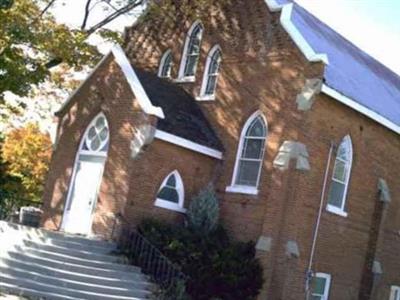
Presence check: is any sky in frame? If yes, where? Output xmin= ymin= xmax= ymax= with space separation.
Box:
xmin=297 ymin=0 xmax=400 ymax=75
xmin=50 ymin=0 xmax=400 ymax=75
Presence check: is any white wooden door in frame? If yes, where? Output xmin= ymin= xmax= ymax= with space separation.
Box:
xmin=62 ymin=157 xmax=105 ymax=235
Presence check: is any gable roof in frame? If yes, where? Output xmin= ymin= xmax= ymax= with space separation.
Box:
xmin=265 ymin=0 xmax=400 ymax=135
xmin=135 ymin=69 xmax=223 ymax=151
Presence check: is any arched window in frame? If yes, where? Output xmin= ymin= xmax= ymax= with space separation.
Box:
xmin=226 ymin=111 xmax=268 ymax=195
xmin=326 ymin=135 xmax=353 ymax=216
xmin=178 ymin=21 xmax=204 ymax=80
xmin=158 ymin=49 xmax=173 ymax=78
xmin=155 ymin=170 xmax=186 ymax=213
xmin=80 ymin=113 xmax=109 ymax=154
xmin=198 ymin=45 xmax=222 ymax=100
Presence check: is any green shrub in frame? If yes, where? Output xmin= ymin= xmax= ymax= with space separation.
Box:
xmin=187 ymin=184 xmax=219 ymax=234
xmin=139 ymin=219 xmax=263 ymax=300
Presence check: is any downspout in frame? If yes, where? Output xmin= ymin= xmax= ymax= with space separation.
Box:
xmin=305 ymin=141 xmax=335 ymax=298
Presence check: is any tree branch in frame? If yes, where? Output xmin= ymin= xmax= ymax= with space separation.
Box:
xmin=39 ymin=0 xmax=57 ymax=18
xmin=85 ymin=0 xmax=144 ymax=35
xmin=81 ymin=0 xmax=93 ymax=30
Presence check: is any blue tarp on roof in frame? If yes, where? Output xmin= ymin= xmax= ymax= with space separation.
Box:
xmin=272 ymin=0 xmax=400 ymax=127
xmin=290 ymin=4 xmax=400 ymax=127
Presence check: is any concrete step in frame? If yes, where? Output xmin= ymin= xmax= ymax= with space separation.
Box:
xmin=0 ymin=258 xmax=150 ymax=288
xmin=0 ymin=282 xmax=82 ymax=300
xmin=0 ymin=275 xmax=149 ymax=300
xmin=19 ymin=240 xmax=123 ymax=262
xmin=0 ymin=267 xmax=153 ymax=298
xmin=1 ymin=252 xmax=144 ymax=279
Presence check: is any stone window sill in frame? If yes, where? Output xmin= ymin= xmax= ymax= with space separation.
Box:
xmin=154 ymin=199 xmax=187 ymax=213
xmin=326 ymin=204 xmax=348 ymax=217
xmin=225 ymin=185 xmax=259 ymax=195
xmin=174 ymin=76 xmax=195 ymax=83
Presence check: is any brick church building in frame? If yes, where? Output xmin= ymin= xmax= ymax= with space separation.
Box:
xmin=41 ymin=0 xmax=400 ymax=299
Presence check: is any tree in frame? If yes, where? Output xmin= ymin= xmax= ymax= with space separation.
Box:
xmin=1 ymin=123 xmax=52 ymax=202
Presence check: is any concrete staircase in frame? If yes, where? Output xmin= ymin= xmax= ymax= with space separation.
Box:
xmin=0 ymin=221 xmax=155 ymax=300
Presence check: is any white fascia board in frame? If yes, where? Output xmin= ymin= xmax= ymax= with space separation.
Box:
xmin=280 ymin=4 xmax=329 ymax=64
xmin=154 ymin=129 xmax=223 ymax=160
xmin=321 ymin=84 xmax=400 ymax=135
xmin=56 ymin=44 xmax=165 ymax=119
xmin=264 ymin=0 xmax=285 ymax=12
xmin=111 ymin=44 xmax=165 ymax=119
xmin=56 ymin=53 xmax=111 ymax=114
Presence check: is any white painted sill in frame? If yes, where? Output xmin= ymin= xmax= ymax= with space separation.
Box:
xmin=174 ymin=76 xmax=196 ymax=83
xmin=196 ymin=95 xmax=215 ymax=101
xmin=154 ymin=199 xmax=187 ymax=213
xmin=326 ymin=204 xmax=348 ymax=217
xmin=225 ymin=185 xmax=259 ymax=195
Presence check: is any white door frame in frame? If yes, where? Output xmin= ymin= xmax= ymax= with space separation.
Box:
xmin=60 ymin=113 xmax=109 ymax=235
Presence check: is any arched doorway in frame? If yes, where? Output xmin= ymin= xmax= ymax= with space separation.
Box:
xmin=61 ymin=113 xmax=109 ymax=235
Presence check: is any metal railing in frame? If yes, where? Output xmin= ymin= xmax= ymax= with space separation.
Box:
xmin=117 ymin=224 xmax=187 ymax=296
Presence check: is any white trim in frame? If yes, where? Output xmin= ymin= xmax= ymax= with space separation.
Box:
xmin=154 ymin=129 xmax=223 ymax=160
xmin=57 ymin=54 xmax=110 ymax=114
xmin=390 ymin=285 xmax=400 ymax=300
xmin=228 ymin=110 xmax=268 ymax=193
xmin=177 ymin=20 xmax=203 ymax=81
xmin=57 ymin=45 xmax=165 ymax=119
xmin=198 ymin=45 xmax=221 ymax=100
xmin=225 ymin=185 xmax=258 ymax=195
xmin=196 ymin=95 xmax=216 ymax=101
xmin=322 ymin=84 xmax=400 ymax=135
xmin=326 ymin=204 xmax=348 ymax=218
xmin=158 ymin=49 xmax=172 ymax=78
xmin=173 ymin=76 xmax=196 ymax=83
xmin=280 ymin=4 xmax=329 ymax=64
xmin=154 ymin=199 xmax=187 ymax=213
xmin=154 ymin=170 xmax=186 ymax=213
xmin=264 ymin=0 xmax=285 ymax=12
xmin=312 ymin=272 xmax=331 ymax=300
xmin=111 ymin=44 xmax=165 ymax=118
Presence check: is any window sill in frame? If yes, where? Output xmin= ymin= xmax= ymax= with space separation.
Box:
xmin=225 ymin=185 xmax=259 ymax=195
xmin=174 ymin=76 xmax=196 ymax=83
xmin=154 ymin=199 xmax=187 ymax=213
xmin=326 ymin=204 xmax=348 ymax=217
xmin=196 ymin=95 xmax=215 ymax=101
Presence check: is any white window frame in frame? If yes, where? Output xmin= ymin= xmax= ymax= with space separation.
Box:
xmin=158 ymin=49 xmax=173 ymax=78
xmin=312 ymin=272 xmax=331 ymax=300
xmin=226 ymin=111 xmax=268 ymax=195
xmin=390 ymin=286 xmax=400 ymax=300
xmin=176 ymin=20 xmax=203 ymax=83
xmin=326 ymin=135 xmax=352 ymax=217
xmin=154 ymin=170 xmax=186 ymax=213
xmin=196 ymin=45 xmax=221 ymax=101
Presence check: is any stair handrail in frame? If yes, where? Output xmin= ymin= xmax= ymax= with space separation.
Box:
xmin=113 ymin=213 xmax=188 ymax=295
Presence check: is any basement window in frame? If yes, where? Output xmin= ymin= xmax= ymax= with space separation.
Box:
xmin=390 ymin=286 xmax=400 ymax=300
xmin=155 ymin=170 xmax=186 ymax=213
xmin=311 ymin=273 xmax=331 ymax=300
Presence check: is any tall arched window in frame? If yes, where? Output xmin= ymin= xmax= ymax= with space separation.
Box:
xmin=158 ymin=49 xmax=173 ymax=78
xmin=198 ymin=45 xmax=222 ymax=100
xmin=326 ymin=135 xmax=353 ymax=216
xmin=226 ymin=111 xmax=268 ymax=195
xmin=178 ymin=21 xmax=204 ymax=80
xmin=155 ymin=170 xmax=186 ymax=213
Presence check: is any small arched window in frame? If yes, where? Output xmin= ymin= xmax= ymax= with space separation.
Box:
xmin=158 ymin=49 xmax=173 ymax=78
xmin=178 ymin=21 xmax=204 ymax=80
xmin=198 ymin=45 xmax=222 ymax=100
xmin=155 ymin=170 xmax=186 ymax=213
xmin=326 ymin=135 xmax=353 ymax=216
xmin=226 ymin=111 xmax=268 ymax=195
